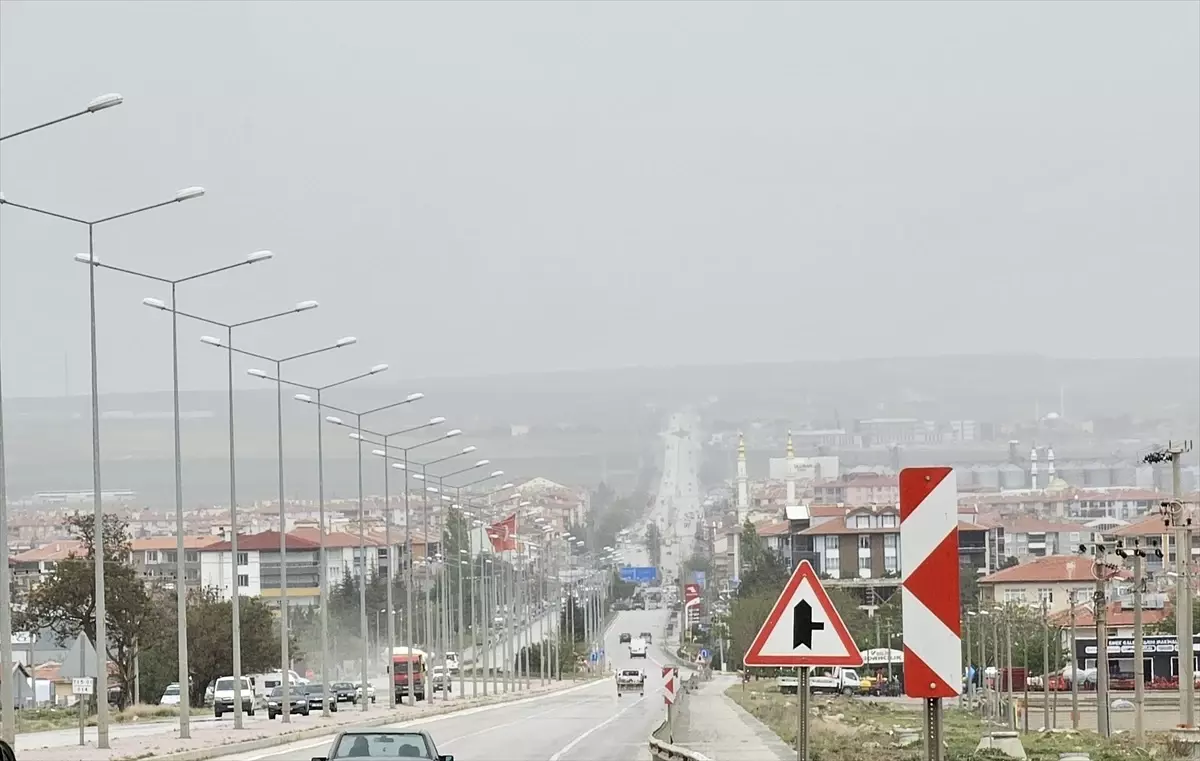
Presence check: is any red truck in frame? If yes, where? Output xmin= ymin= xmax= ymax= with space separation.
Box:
xmin=390 ymin=649 xmax=427 ymax=702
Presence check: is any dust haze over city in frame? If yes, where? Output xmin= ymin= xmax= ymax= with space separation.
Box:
xmin=0 ymin=1 xmax=1199 ymax=758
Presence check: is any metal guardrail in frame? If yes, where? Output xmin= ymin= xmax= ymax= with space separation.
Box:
xmin=647 ymin=673 xmax=704 ymax=760
xmin=648 ymin=737 xmax=712 ymax=761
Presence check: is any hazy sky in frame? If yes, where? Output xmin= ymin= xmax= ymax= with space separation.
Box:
xmin=1 ymin=0 xmax=1197 ymax=398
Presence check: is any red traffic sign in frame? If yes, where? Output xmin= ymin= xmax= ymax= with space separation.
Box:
xmin=743 ymin=560 xmax=863 ymax=668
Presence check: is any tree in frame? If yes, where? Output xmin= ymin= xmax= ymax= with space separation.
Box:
xmin=14 ymin=513 xmax=161 ymax=709
xmin=645 ymin=522 xmax=662 ymax=568
xmin=735 ymin=519 xmax=787 ymax=599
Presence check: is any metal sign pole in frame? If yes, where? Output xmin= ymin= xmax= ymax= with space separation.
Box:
xmin=796 ymin=667 xmax=810 ymax=761
xmin=924 ymin=697 xmax=943 ymax=761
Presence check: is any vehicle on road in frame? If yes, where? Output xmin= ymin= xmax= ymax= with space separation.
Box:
xmin=302 ymin=683 xmax=338 ymax=713
xmin=391 ymin=647 xmax=428 ymax=702
xmin=619 ymin=632 xmax=632 ymax=643
xmin=266 ymin=685 xmax=309 ymax=719
xmin=629 ymin=639 xmax=648 ymax=658
xmin=212 ymin=675 xmax=257 ymax=718
xmin=639 ymin=632 xmax=653 ymax=643
xmin=159 ymin=682 xmax=181 ymax=705
xmin=809 ymin=667 xmax=862 ymax=696
xmin=444 ymin=651 xmax=460 ymax=675
xmin=431 ymin=666 xmax=453 ymax=692
xmin=0 ymin=738 xmax=12 ymax=761
xmin=313 ymin=729 xmax=453 ymax=761
xmin=355 ymin=681 xmax=377 ymax=703
xmin=616 ymin=668 xmax=646 ymax=697
xmin=331 ymin=681 xmax=358 ymax=703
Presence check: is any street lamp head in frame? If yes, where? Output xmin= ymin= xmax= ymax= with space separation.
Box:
xmin=174 ymin=186 xmax=206 ymax=202
xmin=498 ymin=483 xmax=514 ymax=490
xmin=294 ymin=393 xmax=313 ymax=403
xmin=489 ymin=470 xmax=504 ymax=478
xmin=412 ymin=474 xmax=425 ymax=481
xmin=390 ymin=462 xmax=406 ymax=470
xmin=473 ymin=459 xmax=490 ymax=467
xmin=87 ymin=93 xmax=125 ymax=112
xmin=246 ymin=250 xmax=274 ymax=264
xmin=460 ymin=446 xmax=477 ymax=455
xmin=335 ymin=336 xmax=357 ymax=347
xmin=295 ymin=300 xmax=319 ymax=312
xmin=429 ymin=416 xmax=446 ymax=425
xmin=426 ymin=487 xmax=439 ymax=493
xmin=371 ymin=449 xmax=387 ymax=457
xmin=142 ymin=297 xmax=167 ymax=310
xmin=348 ymin=433 xmax=364 ymax=440
xmin=406 ymin=392 xmax=424 ymax=401
xmin=519 ymin=501 xmax=532 ymax=507
xmin=325 ymin=415 xmax=343 ymax=425
xmin=370 ymin=364 xmax=389 ymax=374
xmin=444 ymin=429 xmax=462 ymax=438
xmin=199 ymin=336 xmax=223 ymax=347
xmin=74 ymin=253 xmax=97 ymax=264
xmin=246 ymin=369 xmax=268 ymax=378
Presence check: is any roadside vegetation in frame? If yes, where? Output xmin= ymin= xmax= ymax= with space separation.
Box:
xmin=727 ymin=683 xmax=1173 ymax=760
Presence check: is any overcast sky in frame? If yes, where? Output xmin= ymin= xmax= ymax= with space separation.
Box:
xmin=1 ymin=0 xmax=1197 ymax=398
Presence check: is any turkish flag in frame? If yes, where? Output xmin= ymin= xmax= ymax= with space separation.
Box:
xmin=487 ymin=514 xmax=518 ymax=552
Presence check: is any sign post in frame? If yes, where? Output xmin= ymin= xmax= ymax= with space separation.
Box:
xmin=662 ymin=666 xmax=676 ymax=742
xmin=899 ymin=467 xmax=961 ymax=761
xmin=60 ymin=632 xmax=100 ymax=748
xmin=743 ymin=560 xmax=863 ymax=761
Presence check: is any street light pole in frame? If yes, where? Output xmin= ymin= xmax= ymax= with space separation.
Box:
xmin=4 ymin=185 xmax=205 ymax=747
xmin=250 ymin=366 xmax=395 ymax=717
xmin=155 ymin=300 xmax=320 ymax=729
xmin=210 ymin=337 xmax=360 ymax=722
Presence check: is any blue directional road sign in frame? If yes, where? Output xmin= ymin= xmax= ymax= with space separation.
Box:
xmin=619 ymin=566 xmax=658 ymax=584
xmin=693 ymin=571 xmax=707 ymax=588
xmin=700 ymin=649 xmax=710 ymax=661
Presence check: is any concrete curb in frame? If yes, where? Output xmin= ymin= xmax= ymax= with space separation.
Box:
xmin=125 ymin=679 xmax=601 ymax=761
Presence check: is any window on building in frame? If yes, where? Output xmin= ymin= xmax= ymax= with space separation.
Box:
xmin=883 ymin=534 xmax=898 ymax=549
xmin=855 ymin=515 xmax=870 ymax=529
xmin=858 ymin=535 xmax=871 ymax=550
xmin=811 ymin=536 xmax=825 ymax=553
xmin=145 ymin=551 xmax=159 ymax=564
xmin=164 ymin=551 xmax=177 ymax=564
xmin=1003 ymin=589 xmax=1026 ymax=604
xmin=237 ymin=574 xmax=249 ymax=588
xmin=1037 ymin=588 xmax=1053 ymax=605
xmin=884 ymin=555 xmax=898 ymax=574
xmin=881 ymin=514 xmax=897 ymax=528
xmin=236 ymin=552 xmax=249 ymax=567
xmin=858 ymin=555 xmax=871 ymax=571
xmin=186 ymin=551 xmax=199 ymax=563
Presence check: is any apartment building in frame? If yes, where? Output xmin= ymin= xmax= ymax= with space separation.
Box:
xmin=811 ymin=474 xmax=900 ymax=506
xmin=199 ymin=531 xmax=325 ymax=608
xmin=976 ymin=555 xmax=1130 ymax=615
xmin=8 ymin=541 xmax=84 ymax=593
xmin=129 ymin=535 xmax=222 ymax=589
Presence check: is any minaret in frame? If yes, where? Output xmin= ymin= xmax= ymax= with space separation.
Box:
xmin=786 ymin=430 xmax=797 ymax=505
xmin=1047 ymin=445 xmax=1056 ymax=482
xmin=1030 ymin=446 xmax=1039 ymax=490
xmin=736 ymin=432 xmax=749 ymax=519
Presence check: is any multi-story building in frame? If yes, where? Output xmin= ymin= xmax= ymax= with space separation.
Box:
xmin=976 ymin=555 xmax=1128 ymax=615
xmin=129 ymin=536 xmax=222 ymax=589
xmin=812 ymin=474 xmax=900 ymax=507
xmin=199 ymin=531 xmax=328 ymax=608
xmin=978 ymin=516 xmax=1090 ymax=564
xmin=8 ymin=541 xmax=84 ymax=593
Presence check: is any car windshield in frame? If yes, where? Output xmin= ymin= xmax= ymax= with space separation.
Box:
xmin=164 ymin=685 xmax=180 ymax=695
xmin=621 ymin=670 xmax=641 ymax=677
xmin=215 ymin=678 xmax=233 ymax=690
xmin=331 ymin=732 xmax=430 ymax=759
xmin=269 ymin=687 xmax=287 ymax=698
xmin=334 ymin=682 xmax=355 ymax=690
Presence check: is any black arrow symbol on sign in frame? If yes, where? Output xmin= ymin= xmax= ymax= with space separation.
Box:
xmin=792 ymin=600 xmax=824 ymax=649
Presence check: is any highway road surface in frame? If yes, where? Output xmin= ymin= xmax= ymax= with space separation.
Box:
xmin=205 ymin=610 xmax=677 ymax=761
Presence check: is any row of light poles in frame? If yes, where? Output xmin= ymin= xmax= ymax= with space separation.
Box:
xmin=0 ymin=93 xmax=244 ymax=747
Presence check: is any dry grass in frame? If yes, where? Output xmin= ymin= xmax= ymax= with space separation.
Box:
xmin=727 ymin=683 xmax=1173 ymax=761
xmin=14 ymin=704 xmax=180 ymax=734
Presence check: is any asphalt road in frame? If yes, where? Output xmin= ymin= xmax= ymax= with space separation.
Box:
xmin=207 ymin=609 xmax=677 ymax=761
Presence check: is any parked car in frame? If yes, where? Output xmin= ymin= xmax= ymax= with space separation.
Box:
xmin=159 ymin=683 xmax=181 ymax=706
xmin=266 ymin=686 xmax=309 ymax=719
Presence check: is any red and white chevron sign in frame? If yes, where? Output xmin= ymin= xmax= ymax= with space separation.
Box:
xmin=662 ymin=666 xmax=675 ymax=705
xmin=900 ymin=466 xmax=961 ymax=699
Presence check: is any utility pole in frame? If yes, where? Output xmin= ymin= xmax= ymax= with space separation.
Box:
xmin=1068 ymin=590 xmax=1079 ymax=730
xmin=1132 ymin=543 xmax=1145 ymax=745
xmin=1147 ymin=441 xmax=1194 ymax=727
xmin=1042 ymin=599 xmax=1050 ymax=732
xmin=1005 ymin=612 xmax=1014 ymax=730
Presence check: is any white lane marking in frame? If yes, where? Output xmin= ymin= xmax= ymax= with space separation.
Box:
xmin=547 ymin=692 xmax=647 ymax=761
xmin=230 ymin=680 xmax=608 ymax=761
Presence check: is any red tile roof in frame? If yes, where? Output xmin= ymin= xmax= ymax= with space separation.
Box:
xmin=1111 ymin=514 xmax=1171 ymax=538
xmin=1049 ymin=601 xmax=1172 ymax=629
xmin=131 ymin=536 xmax=222 ymax=551
xmin=291 ymin=528 xmax=381 ymax=548
xmin=979 ymin=555 xmax=1129 ymax=585
xmin=799 ymin=520 xmax=984 ymax=536
xmin=205 ymin=531 xmax=320 ymax=552
xmin=756 ymin=521 xmax=790 ymax=537
xmin=11 ymin=541 xmax=85 ymax=563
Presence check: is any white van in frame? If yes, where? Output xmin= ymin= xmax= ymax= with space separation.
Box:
xmin=629 ymin=640 xmax=648 ymax=659
xmin=212 ymin=676 xmax=258 ymax=718
xmin=444 ymin=652 xmax=460 ymax=675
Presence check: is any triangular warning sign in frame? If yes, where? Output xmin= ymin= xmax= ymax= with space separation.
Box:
xmin=743 ymin=560 xmax=864 ymax=668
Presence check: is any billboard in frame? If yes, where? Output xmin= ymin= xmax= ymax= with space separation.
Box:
xmin=692 ymin=571 xmax=706 ymax=589
xmin=619 ymin=566 xmax=658 ymax=584
xmin=684 ymin=583 xmax=701 ymax=603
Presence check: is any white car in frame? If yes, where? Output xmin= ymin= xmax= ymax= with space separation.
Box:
xmin=355 ymin=682 xmax=376 ymax=703
xmin=159 ymin=683 xmax=181 ymax=706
